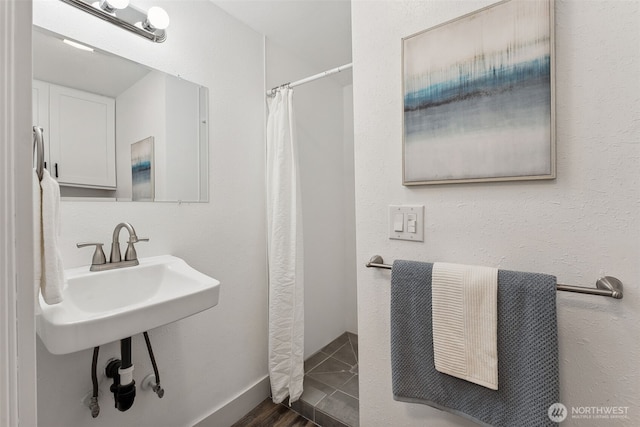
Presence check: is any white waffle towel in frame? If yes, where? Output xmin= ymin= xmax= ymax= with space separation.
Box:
xmin=432 ymin=262 xmax=498 ymax=390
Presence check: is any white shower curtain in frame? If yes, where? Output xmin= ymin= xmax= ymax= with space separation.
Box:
xmin=266 ymin=87 xmax=304 ymax=404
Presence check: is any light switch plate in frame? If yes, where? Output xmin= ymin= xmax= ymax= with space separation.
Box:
xmin=388 ymin=205 xmax=424 ymax=242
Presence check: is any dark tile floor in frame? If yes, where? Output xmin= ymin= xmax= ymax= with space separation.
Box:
xmin=286 ymin=332 xmax=359 ymax=427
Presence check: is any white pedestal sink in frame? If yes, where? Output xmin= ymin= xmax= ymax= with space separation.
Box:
xmin=37 ymin=255 xmax=220 ymax=355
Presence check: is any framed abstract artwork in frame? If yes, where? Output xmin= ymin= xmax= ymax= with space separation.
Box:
xmin=402 ymin=0 xmax=555 ymax=185
xmin=131 ymin=137 xmax=155 ymax=201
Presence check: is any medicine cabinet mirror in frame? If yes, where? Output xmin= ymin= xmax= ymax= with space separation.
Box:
xmin=33 ymin=26 xmax=209 ymax=203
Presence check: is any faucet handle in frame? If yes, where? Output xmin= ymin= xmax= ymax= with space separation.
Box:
xmin=124 ymin=238 xmax=148 ymax=261
xmin=76 ymin=242 xmax=107 ymax=267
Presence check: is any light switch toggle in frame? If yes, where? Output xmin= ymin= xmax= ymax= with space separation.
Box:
xmin=393 ymin=213 xmax=404 ymax=232
xmin=407 ymin=213 xmax=417 ymax=233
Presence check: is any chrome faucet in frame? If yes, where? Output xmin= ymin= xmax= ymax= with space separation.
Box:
xmin=77 ymin=222 xmax=148 ymax=271
xmin=110 ymin=222 xmax=148 ymax=263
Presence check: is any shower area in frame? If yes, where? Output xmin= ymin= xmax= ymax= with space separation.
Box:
xmin=266 ymin=40 xmax=358 ymax=427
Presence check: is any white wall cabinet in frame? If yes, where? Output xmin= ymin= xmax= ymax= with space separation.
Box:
xmin=33 ymin=80 xmax=116 ymax=189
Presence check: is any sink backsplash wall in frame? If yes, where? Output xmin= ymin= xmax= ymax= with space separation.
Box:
xmin=34 ymin=1 xmax=268 ymax=426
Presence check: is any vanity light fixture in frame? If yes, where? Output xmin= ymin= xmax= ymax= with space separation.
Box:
xmin=59 ymin=0 xmax=169 ymax=43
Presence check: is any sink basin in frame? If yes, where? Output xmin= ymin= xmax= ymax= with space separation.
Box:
xmin=37 ymin=255 xmax=220 ymax=354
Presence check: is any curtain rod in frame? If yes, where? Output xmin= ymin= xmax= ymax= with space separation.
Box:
xmin=365 ymin=255 xmax=624 ymax=299
xmin=266 ymin=62 xmax=353 ymax=97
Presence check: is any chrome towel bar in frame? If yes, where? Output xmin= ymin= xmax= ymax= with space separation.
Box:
xmin=366 ymin=255 xmax=623 ymax=299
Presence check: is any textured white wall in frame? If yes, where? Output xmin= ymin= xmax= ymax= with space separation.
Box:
xmin=266 ymin=40 xmax=358 ymax=358
xmin=34 ymin=1 xmax=268 ymax=426
xmin=352 ymin=0 xmax=640 ymax=426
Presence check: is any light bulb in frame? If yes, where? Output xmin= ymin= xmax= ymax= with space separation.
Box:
xmin=145 ymin=6 xmax=170 ymax=30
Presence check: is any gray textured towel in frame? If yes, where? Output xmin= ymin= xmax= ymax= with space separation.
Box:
xmin=391 ymin=260 xmax=559 ymax=427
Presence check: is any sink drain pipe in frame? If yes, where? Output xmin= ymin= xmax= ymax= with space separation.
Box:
xmin=106 ymin=337 xmax=136 ymax=412
xmin=90 ymin=333 xmax=163 ymax=417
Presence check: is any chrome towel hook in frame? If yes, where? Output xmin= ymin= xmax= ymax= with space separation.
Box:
xmin=33 ymin=126 xmax=45 ymax=181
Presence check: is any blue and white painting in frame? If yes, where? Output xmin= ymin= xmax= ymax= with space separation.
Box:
xmin=131 ymin=137 xmax=154 ymax=201
xmin=403 ymin=0 xmax=554 ymax=184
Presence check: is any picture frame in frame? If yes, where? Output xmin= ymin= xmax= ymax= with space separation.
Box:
xmin=131 ymin=136 xmax=155 ymax=201
xmin=402 ymin=0 xmax=555 ymax=185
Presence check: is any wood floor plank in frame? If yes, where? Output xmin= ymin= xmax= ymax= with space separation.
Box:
xmin=231 ymin=398 xmax=316 ymax=427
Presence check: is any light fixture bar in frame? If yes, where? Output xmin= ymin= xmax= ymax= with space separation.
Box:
xmin=59 ymin=0 xmax=167 ymax=43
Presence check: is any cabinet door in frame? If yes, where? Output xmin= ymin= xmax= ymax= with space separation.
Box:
xmin=49 ymin=84 xmax=116 ymax=188
xmin=32 ymin=80 xmax=50 ymax=171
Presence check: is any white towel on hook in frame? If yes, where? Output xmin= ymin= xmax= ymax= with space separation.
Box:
xmin=432 ymin=262 xmax=498 ymax=390
xmin=39 ymin=169 xmax=64 ymax=305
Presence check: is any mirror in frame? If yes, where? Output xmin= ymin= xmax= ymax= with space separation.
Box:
xmin=32 ymin=26 xmax=209 ymax=202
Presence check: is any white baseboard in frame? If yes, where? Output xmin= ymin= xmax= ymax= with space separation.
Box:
xmin=192 ymin=375 xmax=270 ymax=427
